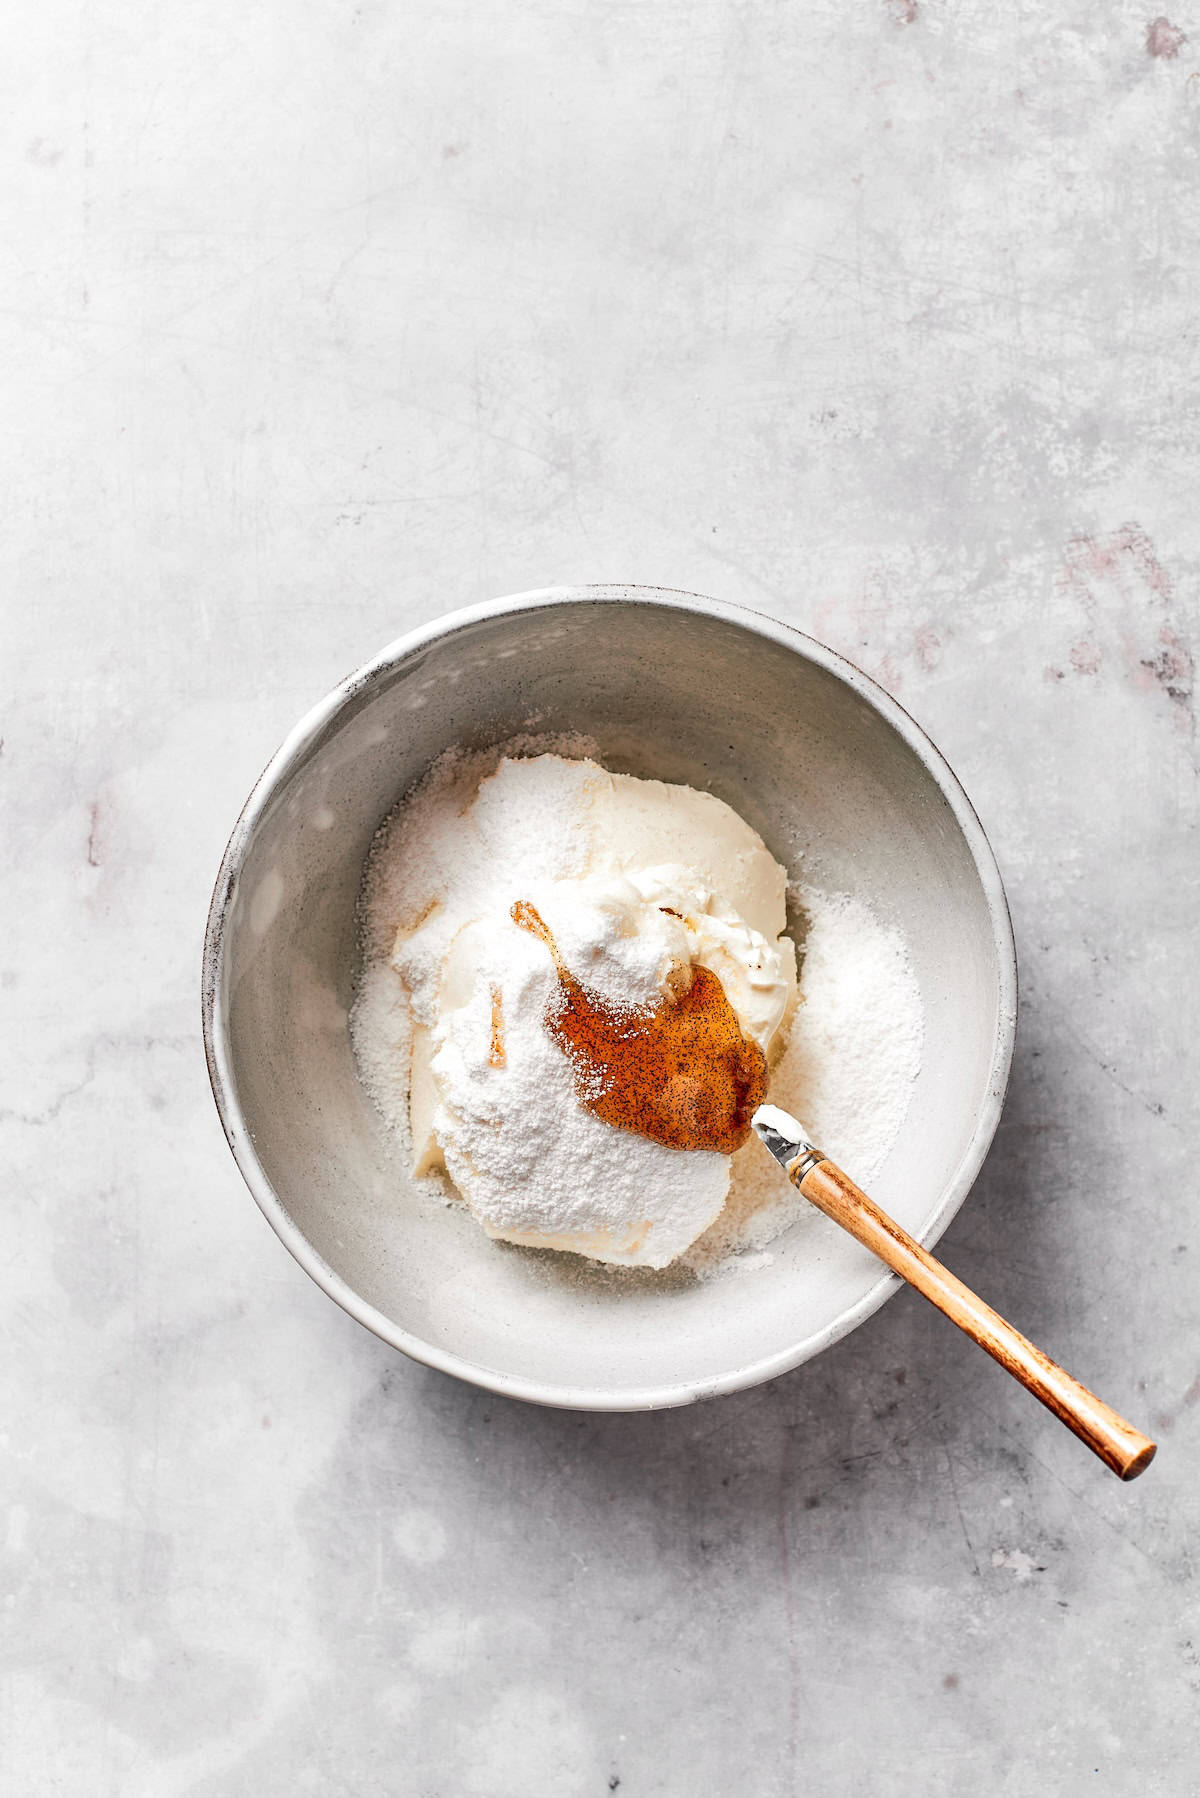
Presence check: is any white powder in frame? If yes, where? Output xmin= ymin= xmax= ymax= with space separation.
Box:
xmin=351 ymin=745 xmax=924 ymax=1275
xmin=352 ymin=735 xmax=592 ymax=1163
xmin=352 ymin=739 xmax=585 ymax=1156
xmin=684 ymin=888 xmax=924 ymax=1272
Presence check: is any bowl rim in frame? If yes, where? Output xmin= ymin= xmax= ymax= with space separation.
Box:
xmin=202 ymin=584 xmax=1018 ymax=1410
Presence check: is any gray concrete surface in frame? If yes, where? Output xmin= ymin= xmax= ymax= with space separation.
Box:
xmin=3 ymin=2 xmax=1197 ymax=1792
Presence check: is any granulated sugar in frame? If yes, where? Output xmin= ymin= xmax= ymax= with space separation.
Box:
xmin=684 ymin=887 xmax=923 ymax=1272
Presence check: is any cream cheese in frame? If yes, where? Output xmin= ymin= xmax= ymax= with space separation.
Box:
xmin=388 ymin=754 xmax=798 ymax=1267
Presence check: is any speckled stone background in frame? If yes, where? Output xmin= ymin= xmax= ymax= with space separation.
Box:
xmin=4 ymin=2 xmax=1199 ymax=1793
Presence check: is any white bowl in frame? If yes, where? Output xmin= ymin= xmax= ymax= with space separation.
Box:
xmin=202 ymin=586 xmax=1017 ymax=1409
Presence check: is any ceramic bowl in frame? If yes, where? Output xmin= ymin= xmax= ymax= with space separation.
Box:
xmin=202 ymin=586 xmax=1017 ymax=1408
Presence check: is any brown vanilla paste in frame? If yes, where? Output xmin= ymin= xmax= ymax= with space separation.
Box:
xmin=511 ymin=900 xmax=767 ymax=1155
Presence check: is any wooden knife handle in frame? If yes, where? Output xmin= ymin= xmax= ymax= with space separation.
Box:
xmin=797 ymin=1158 xmax=1156 ymax=1481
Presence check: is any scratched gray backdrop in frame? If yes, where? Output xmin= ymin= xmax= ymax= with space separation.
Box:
xmin=3 ymin=2 xmax=1198 ymax=1793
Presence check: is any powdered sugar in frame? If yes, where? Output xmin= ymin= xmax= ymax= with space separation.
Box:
xmin=362 ymin=748 xmax=601 ymax=1024
xmin=431 ymin=904 xmax=730 ymax=1264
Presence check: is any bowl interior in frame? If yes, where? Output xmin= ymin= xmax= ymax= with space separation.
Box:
xmin=208 ymin=592 xmax=1014 ymax=1407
